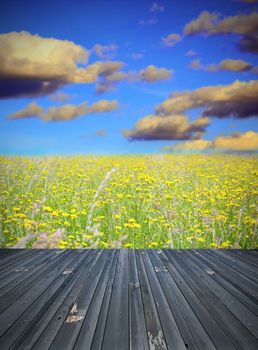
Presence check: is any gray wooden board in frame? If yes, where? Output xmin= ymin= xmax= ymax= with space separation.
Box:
xmin=0 ymin=249 xmax=257 ymax=350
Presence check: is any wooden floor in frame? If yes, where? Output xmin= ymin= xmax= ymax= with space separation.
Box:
xmin=0 ymin=249 xmax=257 ymax=349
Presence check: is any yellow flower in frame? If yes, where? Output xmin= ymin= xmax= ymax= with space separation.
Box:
xmin=197 ymin=237 xmax=205 ymax=243
xmin=128 ymin=218 xmax=136 ymax=223
xmin=99 ymin=241 xmax=109 ymax=248
xmin=220 ymin=240 xmax=231 ymax=248
xmin=43 ymin=206 xmax=53 ymax=212
xmin=70 ymin=214 xmax=78 ymax=219
xmin=13 ymin=207 xmax=21 ymax=212
xmin=124 ymin=243 xmax=133 ymax=248
xmin=165 ymin=194 xmax=173 ymax=200
xmin=59 ymin=240 xmax=68 ymax=248
xmin=124 ymin=221 xmax=141 ymax=229
xmin=14 ymin=213 xmax=27 ymax=219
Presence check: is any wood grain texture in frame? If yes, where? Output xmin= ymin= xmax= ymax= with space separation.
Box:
xmin=0 ymin=249 xmax=257 ymax=350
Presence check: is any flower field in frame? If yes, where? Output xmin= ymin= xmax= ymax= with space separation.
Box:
xmin=0 ymin=155 xmax=257 ymax=249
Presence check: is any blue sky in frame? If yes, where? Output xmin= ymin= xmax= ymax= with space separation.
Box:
xmin=0 ymin=0 xmax=258 ymax=154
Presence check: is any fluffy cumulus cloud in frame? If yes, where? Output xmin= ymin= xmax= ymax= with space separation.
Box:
xmin=139 ymin=65 xmax=172 ymax=82
xmin=9 ymin=100 xmax=119 ymax=121
xmin=156 ymin=80 xmax=258 ymax=119
xmin=8 ymin=102 xmax=44 ymax=120
xmin=216 ymin=59 xmax=253 ymax=71
xmin=43 ymin=103 xmax=89 ymax=122
xmin=0 ymin=31 xmax=173 ymax=98
xmin=184 ymin=11 xmax=258 ymax=36
xmin=164 ymin=131 xmax=258 ymax=152
xmin=91 ymin=44 xmax=118 ymax=59
xmin=162 ymin=33 xmax=182 ymax=47
xmin=124 ymin=80 xmax=258 ymax=142
xmin=189 ymin=58 xmax=253 ymax=72
xmin=164 ymin=139 xmax=213 ymax=151
xmin=184 ymin=11 xmax=258 ymax=53
xmin=124 ymin=115 xmax=210 ymax=141
xmin=73 ymin=61 xmax=125 ymax=84
xmin=0 ymin=31 xmax=127 ymax=98
xmin=96 ymin=65 xmax=172 ymax=93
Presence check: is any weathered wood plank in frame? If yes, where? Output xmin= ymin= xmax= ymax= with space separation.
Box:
xmin=149 ymin=250 xmax=216 ymax=350
xmin=73 ymin=250 xmax=117 ymax=349
xmin=90 ymin=250 xmax=119 ymax=350
xmin=195 ymin=249 xmax=258 ymax=306
xmin=0 ymin=249 xmax=23 ymax=261
xmin=141 ymin=250 xmax=186 ymax=349
xmin=227 ymin=249 xmax=258 ymax=268
xmin=169 ymin=250 xmax=258 ymax=349
xmin=136 ymin=250 xmax=168 ymax=350
xmin=211 ymin=249 xmax=258 ymax=281
xmin=0 ymin=249 xmax=56 ymax=294
xmin=0 ymin=250 xmax=89 ymax=349
xmin=101 ymin=249 xmax=129 ymax=350
xmin=0 ymin=250 xmax=75 ymax=335
xmin=0 ymin=249 xmax=257 ymax=350
xmin=128 ymin=249 xmax=149 ymax=350
xmin=68 ymin=250 xmax=116 ymax=349
xmin=0 ymin=250 xmax=69 ymax=314
xmin=22 ymin=250 xmax=98 ymax=350
xmin=49 ymin=250 xmax=110 ymax=350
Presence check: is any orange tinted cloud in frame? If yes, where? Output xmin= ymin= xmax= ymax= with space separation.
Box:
xmin=156 ymin=80 xmax=258 ymax=119
xmin=164 ymin=131 xmax=258 ymax=152
xmin=188 ymin=58 xmax=253 ymax=72
xmin=162 ymin=33 xmax=182 ymax=47
xmin=184 ymin=11 xmax=258 ymax=53
xmin=9 ymin=100 xmax=119 ymax=121
xmin=124 ymin=115 xmax=209 ymax=140
xmin=0 ymin=32 xmax=126 ymax=98
xmin=139 ymin=65 xmax=172 ymax=82
xmin=91 ymin=44 xmax=118 ymax=59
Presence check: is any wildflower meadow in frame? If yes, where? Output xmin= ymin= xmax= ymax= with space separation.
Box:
xmin=0 ymin=155 xmax=257 ymax=249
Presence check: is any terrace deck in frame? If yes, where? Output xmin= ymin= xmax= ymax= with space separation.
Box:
xmin=0 ymin=249 xmax=257 ymax=349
